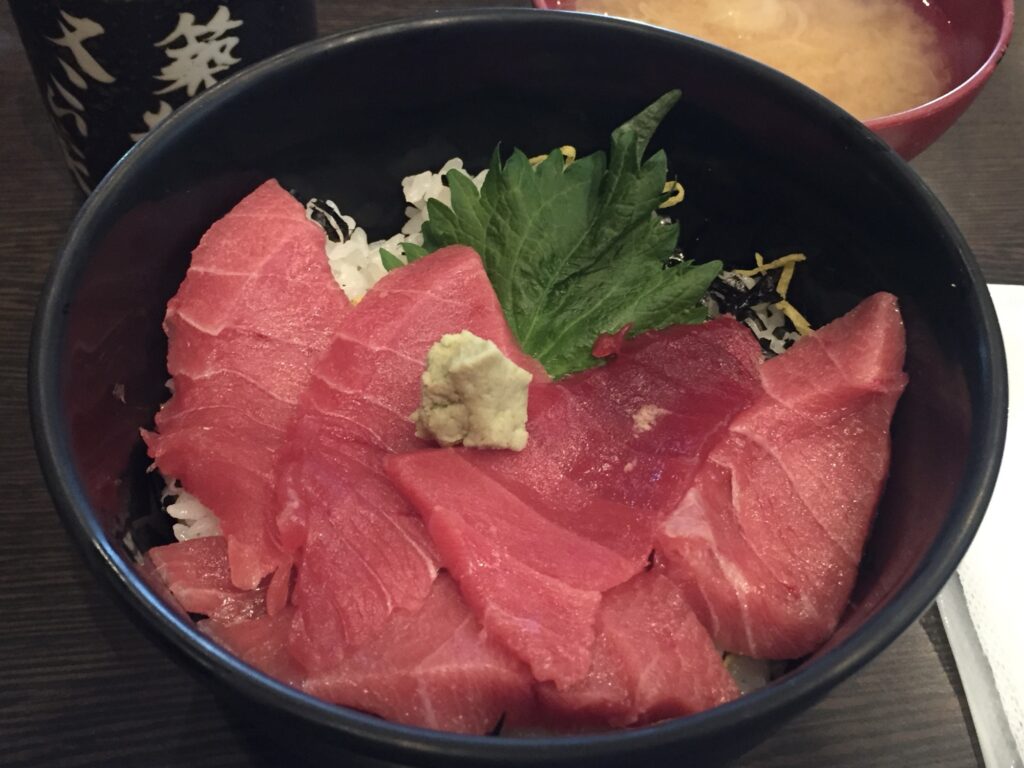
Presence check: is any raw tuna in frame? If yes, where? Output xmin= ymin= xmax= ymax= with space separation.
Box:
xmin=143 ymin=180 xmax=348 ymax=600
xmin=536 ymin=571 xmax=739 ymax=728
xmin=489 ymin=317 xmax=764 ymax=512
xmin=302 ymin=576 xmax=534 ymax=734
xmin=657 ymin=293 xmax=908 ymax=658
xmin=201 ymin=607 xmax=303 ymax=686
xmin=386 ymin=317 xmax=762 ymax=688
xmin=148 ymin=537 xmax=265 ymax=624
xmin=278 ymin=246 xmax=544 ymax=671
xmin=386 ymin=448 xmax=641 ymax=688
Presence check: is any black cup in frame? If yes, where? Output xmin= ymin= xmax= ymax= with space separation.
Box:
xmin=9 ymin=0 xmax=316 ymax=193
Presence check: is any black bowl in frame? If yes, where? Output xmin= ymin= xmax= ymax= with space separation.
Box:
xmin=29 ymin=9 xmax=1007 ymax=767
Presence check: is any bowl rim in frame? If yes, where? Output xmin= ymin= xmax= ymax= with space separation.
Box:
xmin=531 ymin=0 xmax=1017 ymax=131
xmin=29 ymin=8 xmax=1008 ymax=765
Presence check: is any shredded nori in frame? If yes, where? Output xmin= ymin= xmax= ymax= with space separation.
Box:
xmin=305 ymin=198 xmax=351 ymax=243
xmin=706 ymin=270 xmax=801 ymax=357
xmin=707 ymin=271 xmax=781 ymax=319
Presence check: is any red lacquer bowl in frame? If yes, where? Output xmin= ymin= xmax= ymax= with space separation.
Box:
xmin=534 ymin=0 xmax=1014 ymax=159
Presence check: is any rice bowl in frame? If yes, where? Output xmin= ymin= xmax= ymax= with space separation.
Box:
xmin=29 ymin=10 xmax=1005 ymax=766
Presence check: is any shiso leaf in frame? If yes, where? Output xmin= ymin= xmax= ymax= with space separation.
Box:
xmin=379 ymin=248 xmax=404 ymax=272
xmin=403 ymin=90 xmax=722 ymax=379
xmin=400 ymin=242 xmax=430 ymax=263
xmin=380 ymin=244 xmax=430 ymax=272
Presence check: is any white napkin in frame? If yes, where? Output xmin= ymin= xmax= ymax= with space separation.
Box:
xmin=940 ymin=284 xmax=1024 ymax=767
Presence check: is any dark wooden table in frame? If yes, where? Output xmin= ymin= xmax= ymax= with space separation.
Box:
xmin=1 ymin=2 xmax=1021 ymax=766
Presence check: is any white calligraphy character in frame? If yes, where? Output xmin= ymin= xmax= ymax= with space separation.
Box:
xmin=48 ymin=12 xmax=115 ymax=85
xmin=131 ymin=6 xmax=244 ymax=141
xmin=129 ymin=101 xmax=173 ymax=142
xmin=154 ymin=6 xmax=243 ymax=97
xmin=45 ymin=11 xmax=116 ymax=192
xmin=54 ymin=126 xmax=90 ymax=189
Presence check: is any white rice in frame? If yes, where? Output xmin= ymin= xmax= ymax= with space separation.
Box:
xmin=316 ymin=157 xmax=487 ymax=302
xmin=162 ymin=480 xmax=221 ymax=541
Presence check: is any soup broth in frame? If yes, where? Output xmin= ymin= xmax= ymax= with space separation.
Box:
xmin=574 ymin=0 xmax=953 ymax=120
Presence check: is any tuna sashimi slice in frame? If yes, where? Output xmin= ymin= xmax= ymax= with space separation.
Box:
xmin=536 ymin=571 xmax=739 ymax=729
xmin=462 ymin=317 xmax=759 ymax=508
xmin=658 ymin=293 xmax=908 ymax=658
xmin=451 ymin=318 xmax=762 ymax=563
xmin=386 ymin=317 xmax=762 ymax=688
xmin=302 ymin=576 xmax=534 ymax=735
xmin=148 ymin=537 xmax=265 ymax=624
xmin=386 ymin=448 xmax=636 ymax=688
xmin=547 ymin=317 xmax=765 ymax=511
xmin=200 ymin=607 xmax=303 ymax=686
xmin=279 ymin=246 xmax=543 ymax=670
xmin=144 ymin=180 xmax=349 ymax=597
xmin=282 ymin=449 xmax=439 ymax=672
